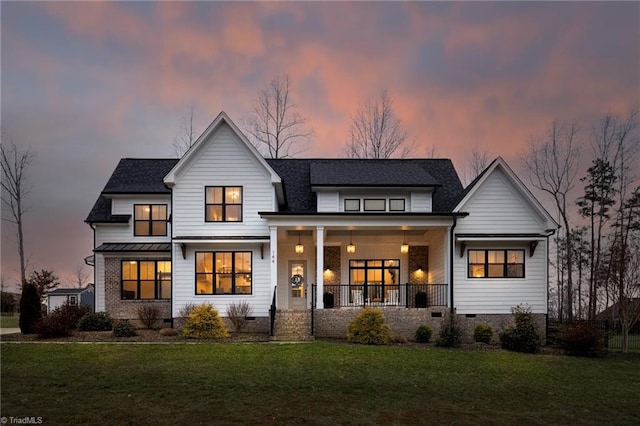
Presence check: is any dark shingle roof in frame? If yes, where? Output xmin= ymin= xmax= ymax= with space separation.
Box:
xmin=87 ymin=157 xmax=464 ymax=222
xmin=86 ymin=159 xmax=178 ymax=223
xmin=102 ymin=158 xmax=178 ymax=194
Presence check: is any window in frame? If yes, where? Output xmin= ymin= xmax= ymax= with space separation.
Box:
xmin=121 ymin=260 xmax=171 ymax=299
xmin=344 ymin=199 xmax=360 ymax=212
xmin=364 ymin=199 xmax=386 ymax=211
xmin=468 ymin=250 xmax=525 ymax=278
xmin=349 ymin=259 xmax=400 ymax=303
xmin=196 ymin=251 xmax=252 ymax=295
xmin=389 ymin=199 xmax=405 ymax=212
xmin=69 ymin=296 xmax=78 ymax=306
xmin=205 ymin=186 xmax=242 ymax=222
xmin=134 ymin=205 xmax=168 ymax=236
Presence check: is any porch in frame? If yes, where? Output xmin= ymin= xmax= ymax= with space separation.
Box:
xmin=313 ymin=283 xmax=448 ymax=309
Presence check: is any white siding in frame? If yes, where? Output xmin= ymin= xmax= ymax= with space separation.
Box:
xmin=96 ymin=196 xmax=172 ymax=245
xmin=456 ymin=169 xmax=545 ymax=234
xmin=94 ymin=254 xmax=105 ymax=311
xmin=410 ymin=191 xmax=432 ymax=212
xmin=317 ymin=192 xmax=339 ymax=212
xmin=171 ymin=124 xmax=274 ymax=237
xmin=427 ymin=229 xmax=446 ymax=283
xmin=172 ymin=242 xmax=272 ymax=317
xmin=453 ymin=240 xmax=547 ymax=314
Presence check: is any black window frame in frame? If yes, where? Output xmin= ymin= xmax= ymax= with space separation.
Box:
xmin=69 ymin=295 xmax=78 ymax=306
xmin=467 ymin=249 xmax=525 ymax=279
xmin=205 ymin=186 xmax=243 ymax=222
xmin=389 ymin=198 xmax=406 ymax=212
xmin=134 ymin=204 xmax=168 ymax=236
xmin=348 ymin=259 xmax=400 ymax=302
xmin=363 ymin=199 xmax=386 ymax=212
xmin=121 ymin=260 xmax=172 ymax=300
xmin=195 ymin=251 xmax=252 ymax=295
xmin=344 ymin=198 xmax=361 ymax=212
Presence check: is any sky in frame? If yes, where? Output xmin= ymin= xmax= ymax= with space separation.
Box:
xmin=1 ymin=1 xmax=638 ymax=291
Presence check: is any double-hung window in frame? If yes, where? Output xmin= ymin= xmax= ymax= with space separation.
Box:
xmin=196 ymin=251 xmax=252 ymax=295
xmin=134 ymin=205 xmax=168 ymax=236
xmin=468 ymin=249 xmax=525 ymax=278
xmin=121 ymin=260 xmax=171 ymax=299
xmin=205 ymin=186 xmax=242 ymax=222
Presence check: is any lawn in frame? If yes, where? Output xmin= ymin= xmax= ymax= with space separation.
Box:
xmin=0 ymin=313 xmax=19 ymax=328
xmin=1 ymin=342 xmax=639 ymax=425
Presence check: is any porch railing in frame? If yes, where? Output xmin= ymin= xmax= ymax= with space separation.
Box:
xmin=269 ymin=285 xmax=277 ymax=336
xmin=313 ymin=283 xmax=447 ymax=309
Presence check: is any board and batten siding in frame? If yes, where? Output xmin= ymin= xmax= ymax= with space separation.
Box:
xmin=455 ymin=169 xmax=546 ymax=234
xmin=453 ymin=241 xmax=547 ymax=314
xmin=172 ymin=243 xmax=272 ymax=317
xmin=171 ymin=124 xmax=274 ymax=237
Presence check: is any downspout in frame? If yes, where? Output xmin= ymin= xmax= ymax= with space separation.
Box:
xmin=449 ymin=216 xmax=457 ymax=315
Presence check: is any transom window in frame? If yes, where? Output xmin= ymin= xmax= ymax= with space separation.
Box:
xmin=196 ymin=251 xmax=252 ymax=295
xmin=134 ymin=204 xmax=168 ymax=236
xmin=364 ymin=199 xmax=386 ymax=211
xmin=343 ymin=198 xmax=406 ymax=212
xmin=121 ymin=260 xmax=171 ymax=299
xmin=344 ymin=199 xmax=361 ymax=212
xmin=468 ymin=250 xmax=525 ymax=278
xmin=205 ymin=186 xmax=242 ymax=222
xmin=389 ymin=199 xmax=405 ymax=211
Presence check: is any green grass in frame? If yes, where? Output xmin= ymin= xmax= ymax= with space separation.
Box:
xmin=1 ymin=342 xmax=639 ymax=425
xmin=0 ymin=313 xmax=19 ymax=328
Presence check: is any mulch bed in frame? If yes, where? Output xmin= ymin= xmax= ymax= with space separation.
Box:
xmin=0 ymin=329 xmax=271 ymax=343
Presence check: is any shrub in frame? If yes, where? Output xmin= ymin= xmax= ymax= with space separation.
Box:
xmin=347 ymin=308 xmax=391 ymax=345
xmin=473 ymin=323 xmax=493 ymax=344
xmin=35 ymin=314 xmax=72 ymax=339
xmin=77 ymin=312 xmax=113 ymax=331
xmin=19 ymin=283 xmax=42 ymax=334
xmin=227 ymin=301 xmax=252 ymax=332
xmin=55 ymin=303 xmax=89 ymax=331
xmin=499 ymin=305 xmax=541 ymax=353
xmin=137 ymin=305 xmax=161 ymax=329
xmin=415 ymin=325 xmax=433 ymax=343
xmin=113 ymin=320 xmax=137 ymax=337
xmin=391 ymin=334 xmax=408 ymax=344
xmin=560 ymin=322 xmax=605 ymax=357
xmin=159 ymin=328 xmax=178 ymax=337
xmin=436 ymin=314 xmax=462 ymax=348
xmin=182 ymin=304 xmax=230 ymax=339
xmin=178 ymin=303 xmax=197 ymax=319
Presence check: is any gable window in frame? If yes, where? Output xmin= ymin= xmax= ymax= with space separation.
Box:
xmin=121 ymin=260 xmax=171 ymax=299
xmin=364 ymin=199 xmax=386 ymax=212
xmin=389 ymin=199 xmax=405 ymax=212
xmin=196 ymin=251 xmax=252 ymax=295
xmin=468 ymin=250 xmax=525 ymax=278
xmin=344 ymin=199 xmax=360 ymax=212
xmin=205 ymin=186 xmax=242 ymax=222
xmin=134 ymin=205 xmax=168 ymax=236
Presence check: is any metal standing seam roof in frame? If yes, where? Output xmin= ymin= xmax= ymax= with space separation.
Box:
xmin=94 ymin=243 xmax=172 ymax=252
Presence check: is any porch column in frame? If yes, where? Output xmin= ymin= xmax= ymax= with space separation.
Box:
xmin=316 ymin=226 xmax=324 ymax=309
xmin=270 ymin=226 xmax=278 ymax=306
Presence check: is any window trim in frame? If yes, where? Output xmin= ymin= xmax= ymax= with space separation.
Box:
xmin=69 ymin=295 xmax=78 ymax=306
xmin=133 ymin=204 xmax=168 ymax=236
xmin=344 ymin=198 xmax=361 ymax=212
xmin=467 ymin=249 xmax=525 ymax=279
xmin=389 ymin=198 xmax=406 ymax=212
xmin=121 ymin=260 xmax=172 ymax=300
xmin=204 ymin=186 xmax=243 ymax=222
xmin=195 ymin=251 xmax=253 ymax=295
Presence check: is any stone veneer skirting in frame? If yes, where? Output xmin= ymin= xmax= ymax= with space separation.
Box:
xmin=314 ymin=308 xmax=546 ymax=343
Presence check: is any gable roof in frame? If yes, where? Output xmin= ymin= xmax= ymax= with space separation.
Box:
xmin=47 ymin=285 xmax=93 ymax=296
xmin=309 ymin=160 xmax=440 ymax=187
xmin=453 ymin=157 xmax=558 ymax=230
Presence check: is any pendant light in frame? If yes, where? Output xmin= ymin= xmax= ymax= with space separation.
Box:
xmin=400 ymin=230 xmax=409 ymax=254
xmin=346 ymin=230 xmax=356 ymax=254
xmin=295 ymin=231 xmax=304 ymax=254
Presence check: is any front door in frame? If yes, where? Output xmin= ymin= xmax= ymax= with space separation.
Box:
xmin=289 ymin=261 xmax=307 ymax=310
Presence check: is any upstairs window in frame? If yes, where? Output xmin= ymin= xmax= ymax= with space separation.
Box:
xmin=205 ymin=186 xmax=242 ymax=222
xmin=389 ymin=199 xmax=406 ymax=211
xmin=363 ymin=199 xmax=386 ymax=212
xmin=134 ymin=205 xmax=168 ymax=236
xmin=468 ymin=249 xmax=525 ymax=278
xmin=343 ymin=197 xmax=406 ymax=212
xmin=344 ymin=199 xmax=360 ymax=212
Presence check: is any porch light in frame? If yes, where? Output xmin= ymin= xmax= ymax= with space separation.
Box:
xmin=295 ymin=231 xmax=304 ymax=254
xmin=400 ymin=230 xmax=409 ymax=254
xmin=346 ymin=231 xmax=356 ymax=254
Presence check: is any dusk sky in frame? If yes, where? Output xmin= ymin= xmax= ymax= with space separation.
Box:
xmin=1 ymin=1 xmax=638 ymax=290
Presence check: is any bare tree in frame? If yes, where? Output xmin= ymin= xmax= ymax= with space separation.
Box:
xmin=463 ymin=144 xmax=490 ymax=185
xmin=172 ymin=104 xmax=196 ymax=157
xmin=73 ymin=264 xmax=89 ymax=289
xmin=345 ymin=89 xmax=413 ymax=159
xmin=1 ymin=141 xmax=35 ymax=288
xmin=244 ymin=74 xmax=312 ymax=158
xmin=522 ymin=121 xmax=580 ymax=320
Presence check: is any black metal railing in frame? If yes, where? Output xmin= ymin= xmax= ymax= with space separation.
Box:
xmin=269 ymin=285 xmax=277 ymax=336
xmin=310 ymin=282 xmax=315 ymax=336
xmin=313 ymin=283 xmax=447 ymax=309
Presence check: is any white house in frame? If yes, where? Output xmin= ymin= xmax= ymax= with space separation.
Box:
xmin=85 ymin=112 xmax=557 ymax=340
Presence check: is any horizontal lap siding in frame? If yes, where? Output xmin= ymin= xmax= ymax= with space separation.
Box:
xmin=317 ymin=192 xmax=338 ymax=212
xmin=172 ymin=125 xmax=273 ymax=237
xmin=410 ymin=192 xmax=431 ymax=212
xmin=428 ymin=229 xmax=446 ymax=283
xmin=454 ymin=241 xmax=547 ymax=314
xmin=172 ymin=243 xmax=271 ymax=317
xmin=95 ymin=254 xmax=105 ymax=311
xmin=97 ymin=196 xmax=172 ymax=245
